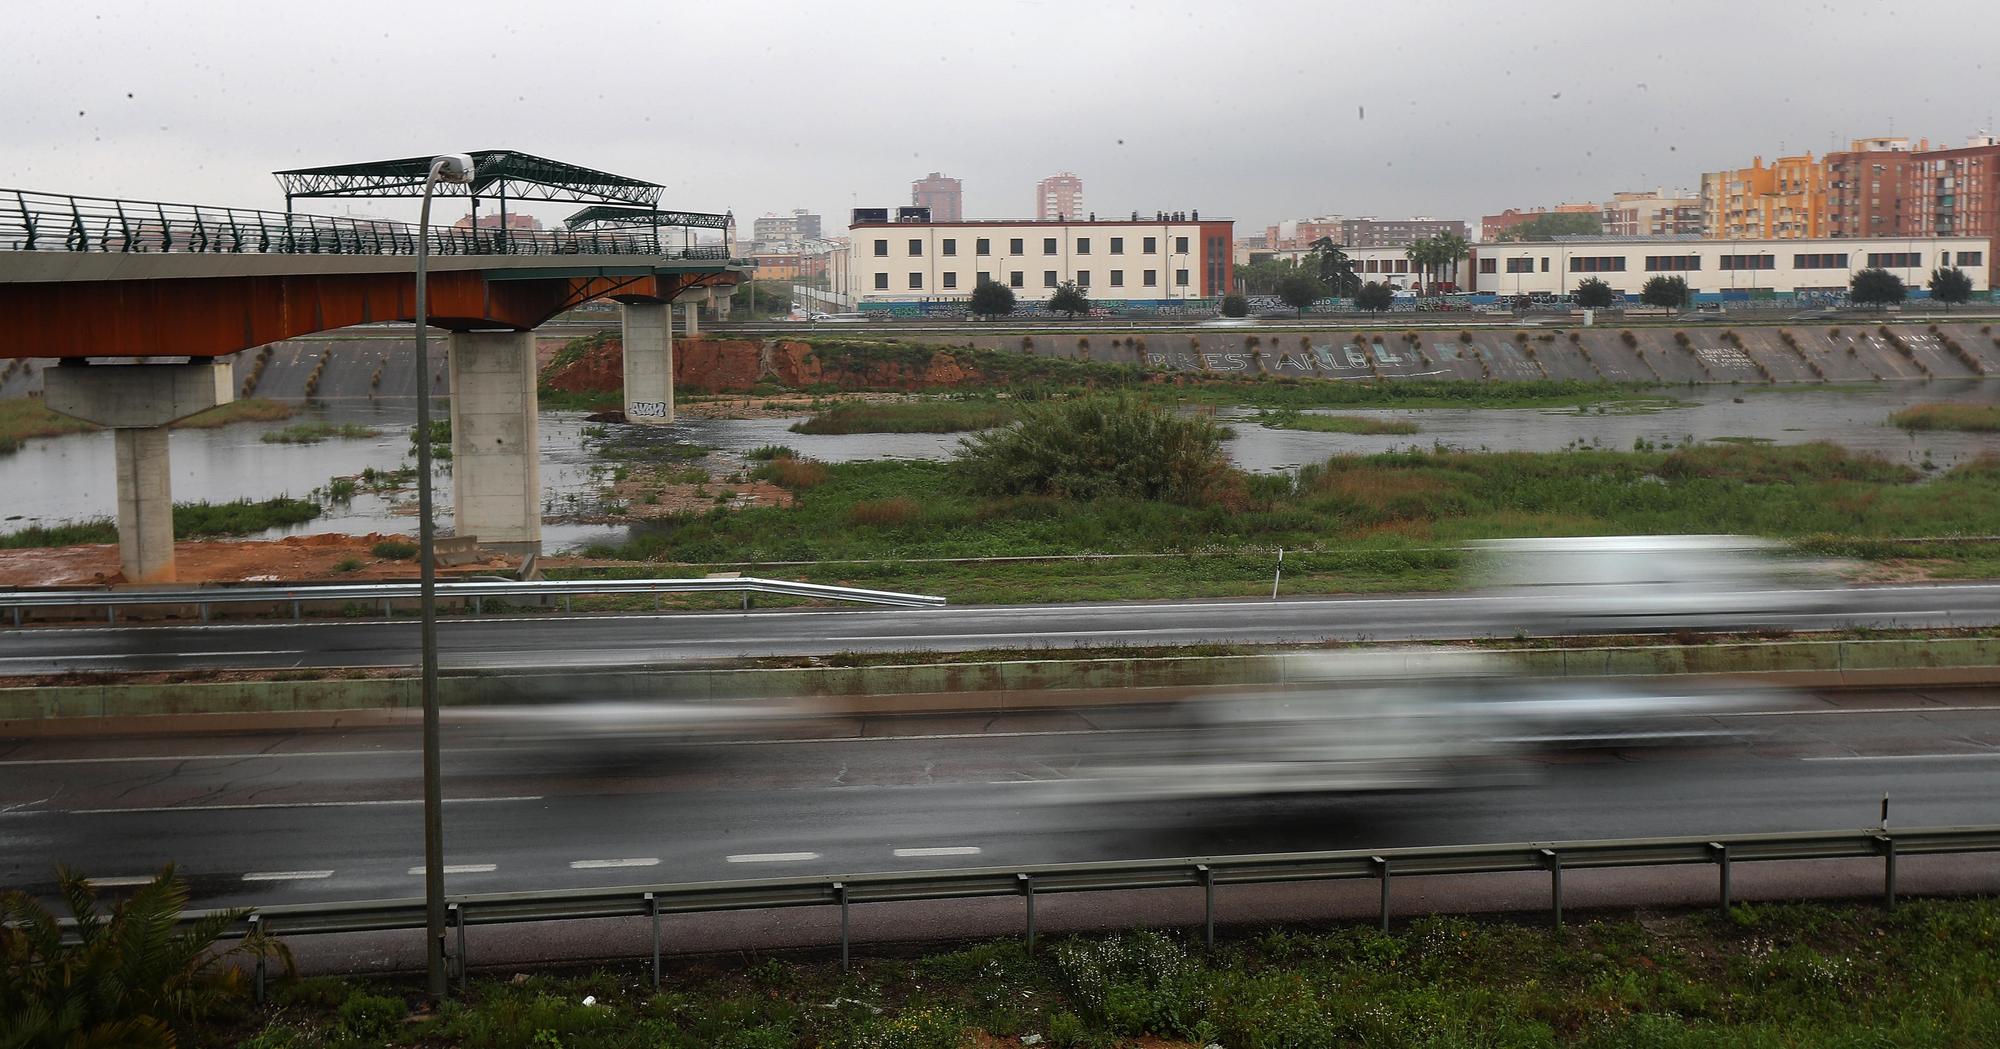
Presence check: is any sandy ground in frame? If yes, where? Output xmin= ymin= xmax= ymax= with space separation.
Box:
xmin=0 ymin=533 xmax=517 ymax=587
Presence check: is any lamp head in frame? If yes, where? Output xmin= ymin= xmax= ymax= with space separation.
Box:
xmin=431 ymin=153 xmax=476 ymax=185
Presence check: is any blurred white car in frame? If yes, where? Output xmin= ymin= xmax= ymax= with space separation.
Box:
xmin=1469 ymin=535 xmax=1839 ymax=634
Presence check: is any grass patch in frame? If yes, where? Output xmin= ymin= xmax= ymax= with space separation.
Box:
xmin=583 ymin=440 xmax=2000 ymax=601
xmin=371 ymin=539 xmax=417 ymax=560
xmin=746 ymin=444 xmax=796 ymax=461
xmin=260 ymin=422 xmax=381 ymax=444
xmin=790 ymin=400 xmax=1018 ymax=434
xmin=1255 ymin=408 xmax=1419 ymax=434
xmin=172 ymin=497 xmax=323 ymax=537
xmin=173 ymin=397 xmax=294 ymax=428
xmin=0 ymin=521 xmax=120 ymax=548
xmin=0 ymin=398 xmax=96 ymax=450
xmin=1890 ymin=402 xmax=2000 ymax=432
xmin=213 ymin=897 xmax=2000 ymax=1047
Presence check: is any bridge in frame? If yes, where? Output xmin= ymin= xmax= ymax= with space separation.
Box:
xmin=0 ymin=151 xmax=747 ymax=582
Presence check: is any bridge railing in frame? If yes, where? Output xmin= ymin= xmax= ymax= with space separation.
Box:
xmin=0 ymin=189 xmax=731 ymax=260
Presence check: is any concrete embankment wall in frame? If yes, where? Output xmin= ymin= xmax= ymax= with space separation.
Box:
xmin=6 ymin=636 xmax=1998 ymax=734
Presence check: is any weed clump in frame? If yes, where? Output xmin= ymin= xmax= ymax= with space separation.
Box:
xmin=955 ymin=395 xmax=1231 ymax=504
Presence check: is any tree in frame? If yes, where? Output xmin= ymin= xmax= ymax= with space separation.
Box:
xmin=1849 ymin=268 xmax=1907 ymax=310
xmin=1405 ymin=236 xmax=1437 ymax=295
xmin=1220 ymin=293 xmax=1248 ymax=317
xmin=1047 ymin=281 xmax=1089 ymax=318
xmin=1308 ymin=236 xmax=1360 ymax=296
xmin=1640 ymin=275 xmax=1690 ymax=312
xmin=1275 ymin=273 xmax=1326 ymax=312
xmin=2 ymin=866 xmax=291 ymax=1048
xmin=969 ymin=278 xmax=1015 ymax=319
xmin=1927 ymin=267 xmax=1973 ymax=310
xmin=1497 ymin=212 xmax=1603 ymax=242
xmin=1433 ymin=231 xmax=1470 ymax=291
xmin=1573 ymin=277 xmax=1616 ymax=309
xmin=1354 ymin=281 xmax=1396 ymax=313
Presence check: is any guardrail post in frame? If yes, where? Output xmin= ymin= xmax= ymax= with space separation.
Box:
xmin=832 ymin=882 xmax=851 ymax=971
xmin=1197 ymin=864 xmax=1214 ymax=950
xmin=1018 ymin=873 xmax=1037 ymax=952
xmin=290 ymin=600 xmax=301 ymax=621
xmin=107 ymin=605 xmax=116 ymax=624
xmin=646 ymin=892 xmax=661 ymax=991
xmin=473 ymin=597 xmax=483 ymax=617
xmin=199 ymin=602 xmax=210 ymax=623
xmin=1876 ymin=834 xmax=1897 ymax=910
xmin=1709 ymin=842 xmax=1731 ymax=915
xmin=250 ymin=914 xmax=266 ymax=1004
xmin=1372 ymin=856 xmax=1391 ymax=932
xmin=563 ymin=595 xmax=572 ymax=614
xmin=1540 ymin=849 xmax=1563 ymax=929
xmin=9 ymin=606 xmax=20 ymax=628
xmin=381 ymin=598 xmax=393 ymax=618
xmin=450 ymin=902 xmax=466 ymax=992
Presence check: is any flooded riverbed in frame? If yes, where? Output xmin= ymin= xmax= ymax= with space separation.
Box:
xmin=2 ymin=382 xmax=1993 ymax=553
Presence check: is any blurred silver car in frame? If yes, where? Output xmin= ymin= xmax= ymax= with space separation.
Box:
xmin=1469 ymin=535 xmax=1839 ymax=634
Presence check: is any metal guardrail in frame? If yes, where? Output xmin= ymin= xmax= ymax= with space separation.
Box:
xmin=1 ymin=577 xmax=945 ymax=625
xmin=0 ymin=189 xmax=731 ymax=261
xmin=172 ymin=824 xmax=2000 ymax=995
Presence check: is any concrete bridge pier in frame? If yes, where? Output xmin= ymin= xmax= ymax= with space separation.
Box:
xmin=448 ymin=330 xmax=541 ymax=554
xmin=619 ymin=302 xmax=674 ymax=425
xmin=43 ymin=361 xmax=232 ymax=583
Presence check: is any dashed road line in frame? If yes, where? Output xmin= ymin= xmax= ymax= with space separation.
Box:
xmin=570 ymin=858 xmax=661 ymax=869
xmin=893 ymin=846 xmax=982 ymax=858
xmin=409 ymin=864 xmax=498 ymax=875
xmin=59 ymin=795 xmax=541 ymax=816
xmin=242 ymin=870 xmax=334 ymax=881
xmin=1800 ymin=753 xmax=2000 ymax=762
xmin=84 ymin=876 xmax=157 ymax=888
xmin=726 ymin=852 xmax=820 ymax=863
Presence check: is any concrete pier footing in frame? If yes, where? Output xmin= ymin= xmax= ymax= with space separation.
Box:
xmin=42 ymin=361 xmax=232 ymax=583
xmin=619 ymin=302 xmax=674 ymax=425
xmin=447 ymin=330 xmax=541 ymax=553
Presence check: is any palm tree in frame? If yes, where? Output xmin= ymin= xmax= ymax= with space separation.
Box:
xmin=1433 ymin=232 xmax=1470 ymax=293
xmin=1405 ymin=236 xmax=1433 ymax=295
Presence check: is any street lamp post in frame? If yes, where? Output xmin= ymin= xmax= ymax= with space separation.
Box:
xmin=414 ymin=152 xmax=475 ymax=1000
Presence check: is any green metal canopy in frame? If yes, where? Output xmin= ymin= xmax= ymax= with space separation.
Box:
xmin=273 ymin=150 xmax=662 ymax=207
xmin=564 ymin=204 xmax=732 ymax=231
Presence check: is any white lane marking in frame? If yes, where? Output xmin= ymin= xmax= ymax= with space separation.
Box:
xmin=57 ymin=795 xmax=540 ymax=816
xmin=726 ymin=852 xmax=820 ymax=863
xmin=84 ymin=876 xmax=157 ymax=888
xmin=0 ymin=649 xmax=305 ymax=663
xmin=1801 ymin=753 xmax=2000 ymax=762
xmin=409 ymin=864 xmax=498 ymax=875
xmin=570 ymin=858 xmax=660 ymax=869
xmin=242 ymin=870 xmax=334 ymax=881
xmin=0 ymin=749 xmax=414 ymax=766
xmin=893 ymin=846 xmax=982 ymax=858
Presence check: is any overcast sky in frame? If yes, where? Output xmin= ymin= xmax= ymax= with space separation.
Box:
xmin=7 ymin=0 xmax=1997 ymax=235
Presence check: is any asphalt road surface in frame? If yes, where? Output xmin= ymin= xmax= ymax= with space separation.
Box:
xmin=5 ymin=686 xmax=1998 ymax=913
xmin=2 ymin=583 xmax=1996 ymax=676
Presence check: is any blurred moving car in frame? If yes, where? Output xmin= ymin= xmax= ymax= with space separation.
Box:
xmin=1469 ymin=535 xmax=1838 ymax=634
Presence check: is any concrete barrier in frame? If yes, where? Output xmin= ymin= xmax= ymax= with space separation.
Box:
xmin=4 ymin=636 xmax=1997 ymax=734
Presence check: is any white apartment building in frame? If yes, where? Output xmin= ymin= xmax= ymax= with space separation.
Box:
xmin=845 ymin=214 xmax=1235 ymax=305
xmin=1468 ymin=236 xmax=1990 ymax=297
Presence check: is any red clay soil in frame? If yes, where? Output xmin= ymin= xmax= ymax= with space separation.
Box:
xmin=541 ymin=336 xmax=988 ymax=395
xmin=0 ymin=533 xmax=515 ymax=587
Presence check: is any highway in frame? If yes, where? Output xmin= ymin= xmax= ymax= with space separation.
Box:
xmin=3 ymin=582 xmax=1997 ymax=675
xmin=5 ymin=686 xmax=1999 ymax=913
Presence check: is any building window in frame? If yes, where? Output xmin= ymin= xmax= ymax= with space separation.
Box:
xmin=1009 ymin=272 xmax=1023 ymax=289
xmin=1110 ymin=270 xmax=1124 ymax=287
xmin=1175 ymin=236 xmax=1189 ymax=253
xmin=1110 ymin=237 xmax=1124 ymax=254
xmin=1143 ymin=236 xmax=1158 ymax=253
xmin=1505 ymin=258 xmax=1534 ymax=274
xmin=1959 ymin=251 xmax=1985 ymax=267
xmin=1010 ymin=238 xmax=1024 ymax=254
xmin=873 ymin=239 xmax=888 ymax=257
xmin=1478 ymin=258 xmax=1498 ymax=274
xmin=976 ymin=271 xmax=990 ymax=285
xmin=1719 ymin=254 xmax=1774 ymax=271
xmin=1144 ymin=269 xmax=1158 ymax=287
xmin=1793 ymin=252 xmax=1850 ymax=269
xmin=908 ymin=239 xmax=923 ymax=256
xmin=976 ymin=238 xmax=991 ymax=256
xmin=1644 ymin=255 xmax=1700 ymax=272
xmin=909 ymin=272 xmax=923 ymax=289
xmin=1043 ymin=270 xmax=1058 ymax=288
xmin=1076 ymin=238 xmax=1090 ymax=255
xmin=1365 ymin=260 xmax=1379 ymax=272
xmin=1043 ymin=238 xmax=1058 ymax=255
xmin=943 ymin=272 xmax=958 ymax=290
xmin=942 ymin=239 xmax=956 ymax=257
xmin=1867 ymin=252 xmax=1921 ymax=268
xmin=1175 ymin=268 xmax=1189 ymax=286
xmin=873 ymin=272 xmax=888 ymax=289
xmin=1540 ymin=257 xmax=1550 ymax=272
xmin=1077 ymin=270 xmax=1090 ymax=287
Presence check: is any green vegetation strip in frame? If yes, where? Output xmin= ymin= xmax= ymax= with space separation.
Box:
xmin=1890 ymin=402 xmax=2000 ymax=432
xmin=790 ymin=400 xmax=1018 ymax=435
xmin=0 ymin=497 xmax=322 ymax=548
xmin=197 ymin=899 xmax=2000 ymax=1046
xmin=1 ymin=397 xmax=296 ymax=454
xmin=260 ymin=422 xmax=382 ymax=444
xmin=1255 ymin=408 xmax=1419 ymax=434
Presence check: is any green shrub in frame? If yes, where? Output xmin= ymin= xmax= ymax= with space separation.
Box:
xmin=955 ymin=395 xmax=1230 ymax=504
xmin=336 ymin=992 xmax=406 ymax=1040
xmin=331 ymin=558 xmax=363 ymax=573
xmin=1220 ymin=293 xmax=1249 ymax=318
xmin=745 ymin=445 xmax=796 ymax=461
xmin=371 ymin=539 xmax=417 ymax=560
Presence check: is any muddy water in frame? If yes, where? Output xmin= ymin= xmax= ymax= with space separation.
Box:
xmin=2 ymin=382 xmax=1993 ymax=553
